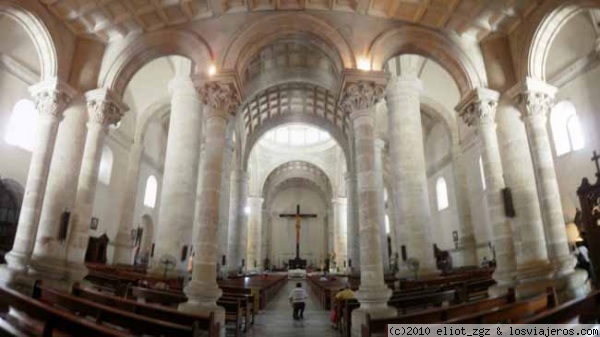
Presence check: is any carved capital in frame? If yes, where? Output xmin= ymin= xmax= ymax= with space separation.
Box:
xmin=29 ymin=79 xmax=75 ymax=119
xmin=199 ymin=81 xmax=240 ymax=116
xmin=515 ymin=90 xmax=554 ymax=119
xmin=339 ymin=81 xmax=385 ymax=114
xmin=456 ymin=88 xmax=500 ymax=127
xmin=85 ymin=89 xmax=128 ymax=127
xmin=507 ymin=77 xmax=556 ymax=119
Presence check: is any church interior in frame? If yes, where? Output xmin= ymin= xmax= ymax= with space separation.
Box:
xmin=1 ymin=0 xmax=600 ymax=336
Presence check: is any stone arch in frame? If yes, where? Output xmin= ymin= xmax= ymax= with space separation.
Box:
xmin=261 ymin=161 xmax=333 ymax=201
xmin=515 ymin=0 xmax=600 ymax=81
xmin=420 ymin=96 xmax=459 ymax=148
xmin=369 ymin=26 xmax=486 ymax=96
xmin=0 ymin=0 xmax=70 ymax=80
xmin=221 ymin=13 xmax=355 ymax=73
xmin=98 ymin=29 xmax=213 ymax=99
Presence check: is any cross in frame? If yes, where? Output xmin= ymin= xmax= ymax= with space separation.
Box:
xmin=592 ymin=151 xmax=600 ymax=178
xmin=279 ymin=204 xmax=317 ymax=259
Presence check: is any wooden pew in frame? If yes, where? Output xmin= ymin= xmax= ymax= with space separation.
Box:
xmin=361 ymin=289 xmax=516 ymax=336
xmin=389 ymin=289 xmax=460 ymax=314
xmin=32 ymin=283 xmax=196 ymax=336
xmin=445 ymin=287 xmax=556 ymax=324
xmin=521 ymin=290 xmax=600 ymax=324
xmin=128 ymin=285 xmax=244 ymax=337
xmin=0 ymin=284 xmax=132 ymax=337
xmin=340 ymin=299 xmax=360 ymax=337
xmin=71 ymin=283 xmax=220 ymax=337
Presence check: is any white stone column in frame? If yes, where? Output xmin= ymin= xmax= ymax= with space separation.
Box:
xmin=180 ymin=80 xmax=239 ymax=326
xmin=385 ymin=75 xmax=437 ymax=276
xmin=373 ymin=139 xmax=390 ymax=272
xmin=345 ymin=172 xmax=360 ymax=273
xmin=217 ymin=140 xmax=234 ymax=271
xmin=30 ymin=96 xmax=87 ymax=277
xmin=340 ymin=78 xmax=395 ymax=337
xmin=513 ymin=78 xmax=576 ymax=275
xmin=457 ymin=88 xmax=517 ymax=288
xmin=65 ymin=89 xmax=127 ymax=281
xmin=153 ymin=76 xmax=203 ymax=272
xmin=332 ymin=198 xmax=348 ymax=269
xmin=451 ymin=143 xmax=478 ymax=266
xmin=227 ymin=169 xmax=248 ymax=275
xmin=246 ymin=196 xmax=263 ymax=272
xmin=261 ymin=207 xmax=268 ymax=269
xmin=3 ymin=80 xmax=74 ymax=275
xmin=112 ymin=143 xmax=144 ymax=264
xmin=496 ymin=95 xmax=554 ymax=292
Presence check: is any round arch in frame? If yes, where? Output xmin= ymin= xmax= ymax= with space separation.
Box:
xmin=261 ymin=161 xmax=333 ymax=200
xmin=221 ymin=13 xmax=355 ymax=73
xmin=134 ymin=98 xmax=171 ymax=143
xmin=515 ymin=0 xmax=600 ymax=81
xmin=0 ymin=0 xmax=70 ymax=81
xmin=98 ymin=29 xmax=213 ymax=99
xmin=369 ymin=26 xmax=486 ymax=96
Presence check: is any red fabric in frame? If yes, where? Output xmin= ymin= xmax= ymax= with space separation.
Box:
xmin=330 ymin=309 xmax=337 ymax=323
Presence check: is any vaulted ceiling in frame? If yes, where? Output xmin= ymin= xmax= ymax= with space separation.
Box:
xmin=41 ymin=0 xmax=545 ymax=42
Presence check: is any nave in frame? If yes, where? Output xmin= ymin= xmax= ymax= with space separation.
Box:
xmin=243 ymin=279 xmax=335 ymax=337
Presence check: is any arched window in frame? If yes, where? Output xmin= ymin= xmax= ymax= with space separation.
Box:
xmin=98 ymin=146 xmax=113 ymax=185
xmin=385 ymin=214 xmax=390 ymax=235
xmin=143 ymin=176 xmax=158 ymax=208
xmin=5 ymin=99 xmax=38 ymax=152
xmin=436 ymin=177 xmax=449 ymax=211
xmin=551 ymin=101 xmax=584 ymax=156
xmin=479 ymin=156 xmax=486 ymax=190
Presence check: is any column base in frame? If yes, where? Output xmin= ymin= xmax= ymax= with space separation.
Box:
xmin=28 ymin=256 xmax=72 ymax=291
xmin=178 ymin=301 xmax=225 ymax=335
xmin=551 ymin=255 xmax=578 ymax=277
xmin=488 ymin=283 xmax=516 ymax=298
xmin=0 ymin=264 xmax=36 ymax=294
xmin=111 ymin=242 xmax=134 ymax=265
xmin=514 ymin=269 xmax=589 ymax=301
xmin=352 ymin=280 xmax=395 ymax=336
xmin=4 ymin=251 xmax=29 ymax=273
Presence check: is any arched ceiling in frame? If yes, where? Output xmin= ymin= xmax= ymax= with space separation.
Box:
xmin=262 ymin=161 xmax=332 ymax=203
xmin=41 ymin=1 xmax=546 ymax=43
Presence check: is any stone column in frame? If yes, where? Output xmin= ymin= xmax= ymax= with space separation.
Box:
xmin=246 ymin=197 xmax=263 ymax=272
xmin=153 ymin=76 xmax=203 ymax=272
xmin=261 ymin=207 xmax=268 ymax=269
xmin=332 ymin=198 xmax=348 ymax=269
xmin=3 ymin=79 xmax=74 ymax=276
xmin=217 ymin=139 xmax=234 ymax=272
xmin=373 ymin=139 xmax=390 ymax=272
xmin=113 ymin=143 xmax=144 ymax=264
xmin=451 ymin=144 xmax=478 ymax=266
xmin=513 ymin=78 xmax=575 ymax=275
xmin=345 ymin=172 xmax=360 ymax=273
xmin=65 ymin=89 xmax=126 ymax=281
xmin=340 ymin=78 xmax=395 ymax=336
xmin=180 ymin=80 xmax=239 ymax=325
xmin=227 ymin=169 xmax=248 ymax=275
xmin=30 ymin=96 xmax=87 ymax=279
xmin=496 ymin=94 xmax=554 ymax=297
xmin=457 ymin=88 xmax=517 ymax=289
xmin=385 ymin=75 xmax=437 ymax=276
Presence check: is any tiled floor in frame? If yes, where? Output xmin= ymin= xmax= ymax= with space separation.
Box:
xmin=235 ymin=279 xmax=338 ymax=337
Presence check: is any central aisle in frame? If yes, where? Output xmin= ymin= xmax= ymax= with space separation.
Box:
xmin=244 ymin=279 xmax=339 ymax=337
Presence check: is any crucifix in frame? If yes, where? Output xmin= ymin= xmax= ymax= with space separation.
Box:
xmin=279 ymin=204 xmax=317 ymax=260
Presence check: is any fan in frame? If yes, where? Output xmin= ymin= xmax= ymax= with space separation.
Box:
xmin=158 ymin=254 xmax=177 ymax=280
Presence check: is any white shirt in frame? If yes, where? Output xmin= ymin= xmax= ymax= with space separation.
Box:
xmin=289 ymin=288 xmax=308 ymax=303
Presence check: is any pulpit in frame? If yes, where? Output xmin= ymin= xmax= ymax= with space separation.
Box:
xmin=85 ymin=234 xmax=109 ymax=264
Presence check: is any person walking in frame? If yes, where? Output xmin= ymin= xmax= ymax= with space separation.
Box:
xmin=288 ymin=282 xmax=308 ymax=320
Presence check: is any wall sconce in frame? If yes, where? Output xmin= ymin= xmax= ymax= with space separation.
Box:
xmin=208 ymin=64 xmax=217 ymax=76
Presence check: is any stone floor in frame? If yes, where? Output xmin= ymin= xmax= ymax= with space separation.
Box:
xmin=229 ymin=279 xmax=338 ymax=337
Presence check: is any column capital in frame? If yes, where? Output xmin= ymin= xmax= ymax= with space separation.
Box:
xmin=338 ymin=70 xmax=388 ymax=115
xmin=456 ymin=88 xmax=500 ymax=127
xmin=29 ymin=78 xmax=76 ymax=119
xmin=85 ymin=88 xmax=128 ymax=126
xmin=344 ymin=171 xmax=356 ymax=182
xmin=195 ymin=73 xmax=242 ymax=117
xmin=508 ymin=77 xmax=557 ymax=119
xmin=385 ymin=75 xmax=423 ymax=98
